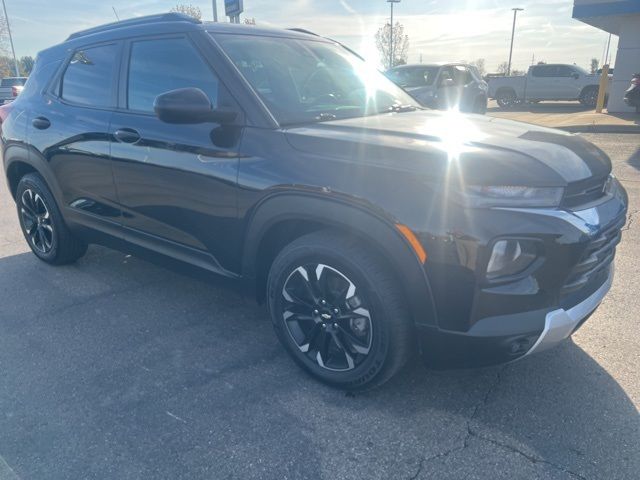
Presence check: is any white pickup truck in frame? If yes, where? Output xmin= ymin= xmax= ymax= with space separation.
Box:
xmin=488 ymin=64 xmax=608 ymax=109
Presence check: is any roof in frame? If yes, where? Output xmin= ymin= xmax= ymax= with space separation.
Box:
xmin=65 ymin=13 xmax=329 ymax=44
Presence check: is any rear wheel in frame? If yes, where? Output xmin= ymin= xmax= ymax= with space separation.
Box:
xmin=267 ymin=230 xmax=413 ymax=390
xmin=496 ymin=89 xmax=518 ymax=109
xmin=16 ymin=173 xmax=87 ymax=265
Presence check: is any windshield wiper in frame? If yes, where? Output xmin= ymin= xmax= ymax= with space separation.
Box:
xmin=315 ymin=112 xmax=338 ymax=122
xmin=384 ymin=104 xmax=419 ymax=113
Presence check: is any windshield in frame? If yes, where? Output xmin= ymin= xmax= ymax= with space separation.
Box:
xmin=386 ymin=66 xmax=439 ymax=88
xmin=213 ymin=34 xmax=420 ymax=126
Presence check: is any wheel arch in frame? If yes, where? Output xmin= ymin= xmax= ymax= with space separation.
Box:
xmin=495 ymin=86 xmax=517 ymax=97
xmin=5 ymin=154 xmax=61 ymax=203
xmin=242 ymin=192 xmax=438 ymax=328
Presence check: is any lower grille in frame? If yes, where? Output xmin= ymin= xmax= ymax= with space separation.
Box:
xmin=562 ymin=216 xmax=624 ymax=295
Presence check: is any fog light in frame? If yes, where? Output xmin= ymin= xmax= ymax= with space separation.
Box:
xmin=486 ymin=239 xmax=538 ymax=280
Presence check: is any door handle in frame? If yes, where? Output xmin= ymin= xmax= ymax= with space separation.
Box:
xmin=32 ymin=116 xmax=51 ymax=130
xmin=114 ymin=128 xmax=141 ymax=144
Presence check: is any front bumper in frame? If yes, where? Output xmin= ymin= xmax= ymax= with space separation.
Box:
xmin=417 ymin=192 xmax=627 ymax=369
xmin=523 ymin=266 xmax=612 ymax=357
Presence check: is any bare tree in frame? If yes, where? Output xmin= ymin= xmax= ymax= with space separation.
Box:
xmin=375 ymin=22 xmax=409 ymax=70
xmin=170 ymin=3 xmax=202 ymax=20
xmin=590 ymin=58 xmax=599 ymax=74
xmin=470 ymin=58 xmax=486 ymax=76
xmin=496 ymin=61 xmax=509 ymax=75
xmin=243 ymin=17 xmax=256 ymax=25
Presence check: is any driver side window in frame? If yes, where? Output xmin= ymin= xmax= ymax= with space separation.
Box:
xmin=127 ymin=37 xmax=220 ymax=113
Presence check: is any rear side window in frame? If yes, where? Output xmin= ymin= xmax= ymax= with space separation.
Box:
xmin=127 ymin=37 xmax=220 ymax=113
xmin=61 ymin=44 xmax=119 ymax=107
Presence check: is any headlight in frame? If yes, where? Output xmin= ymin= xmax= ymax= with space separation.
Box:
xmin=486 ymin=239 xmax=539 ymax=280
xmin=460 ymin=185 xmax=564 ymax=208
xmin=604 ymin=174 xmax=624 ymax=202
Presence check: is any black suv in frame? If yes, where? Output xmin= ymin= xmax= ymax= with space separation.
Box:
xmin=1 ymin=14 xmax=628 ymax=390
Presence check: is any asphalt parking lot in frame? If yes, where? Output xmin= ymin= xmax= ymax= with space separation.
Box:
xmin=0 ymin=133 xmax=639 ymax=480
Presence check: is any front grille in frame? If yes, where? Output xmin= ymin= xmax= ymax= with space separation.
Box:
xmin=562 ymin=216 xmax=625 ymax=295
xmin=562 ymin=176 xmax=607 ymax=208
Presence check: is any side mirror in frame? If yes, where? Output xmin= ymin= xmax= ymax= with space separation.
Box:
xmin=571 ymin=72 xmax=580 ymax=80
xmin=153 ymin=88 xmax=237 ymax=124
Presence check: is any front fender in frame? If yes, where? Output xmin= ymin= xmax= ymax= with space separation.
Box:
xmin=241 ymin=192 xmax=438 ymax=328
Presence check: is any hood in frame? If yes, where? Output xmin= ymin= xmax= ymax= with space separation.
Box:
xmin=284 ymin=110 xmax=611 ymax=187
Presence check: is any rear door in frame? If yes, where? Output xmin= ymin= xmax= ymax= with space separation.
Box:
xmin=527 ymin=65 xmax=578 ymax=100
xmin=28 ymin=42 xmax=122 ymax=235
xmin=109 ymin=34 xmax=242 ymax=274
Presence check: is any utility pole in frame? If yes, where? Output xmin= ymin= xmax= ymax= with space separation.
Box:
xmin=387 ymin=0 xmax=400 ymax=69
xmin=507 ymin=7 xmax=523 ymax=76
xmin=212 ymin=0 xmax=218 ymax=22
xmin=1 ymin=0 xmax=20 ymax=77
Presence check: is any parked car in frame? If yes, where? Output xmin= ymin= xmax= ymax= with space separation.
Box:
xmin=488 ymin=64 xmax=608 ymax=109
xmin=0 ymin=76 xmax=27 ymax=104
xmin=623 ymin=73 xmax=640 ymax=113
xmin=1 ymin=14 xmax=628 ymax=390
xmin=386 ymin=63 xmax=488 ymax=114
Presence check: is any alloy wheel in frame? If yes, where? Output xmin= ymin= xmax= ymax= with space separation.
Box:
xmin=20 ymin=188 xmax=54 ymax=254
xmin=281 ymin=263 xmax=373 ymax=372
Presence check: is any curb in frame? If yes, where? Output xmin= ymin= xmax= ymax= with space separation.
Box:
xmin=558 ymin=124 xmax=640 ymax=134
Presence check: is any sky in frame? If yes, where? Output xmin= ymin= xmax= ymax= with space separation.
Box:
xmin=5 ymin=0 xmax=618 ymax=72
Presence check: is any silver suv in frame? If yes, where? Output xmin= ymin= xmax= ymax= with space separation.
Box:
xmin=386 ymin=63 xmax=488 ymax=114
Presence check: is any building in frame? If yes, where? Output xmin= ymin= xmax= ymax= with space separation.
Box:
xmin=573 ymin=0 xmax=640 ymax=112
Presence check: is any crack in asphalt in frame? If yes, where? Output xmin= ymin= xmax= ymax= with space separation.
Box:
xmin=621 ymin=209 xmax=638 ymax=232
xmin=408 ymin=366 xmax=588 ymax=480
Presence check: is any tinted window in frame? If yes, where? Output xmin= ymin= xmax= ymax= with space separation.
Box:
xmin=452 ymin=66 xmax=473 ymax=85
xmin=556 ymin=66 xmax=576 ymax=77
xmin=532 ymin=65 xmax=556 ymax=77
xmin=128 ymin=37 xmax=219 ymax=112
xmin=61 ymin=44 xmax=119 ymax=107
xmin=1 ymin=78 xmax=27 ymax=87
xmin=386 ymin=66 xmax=439 ymax=87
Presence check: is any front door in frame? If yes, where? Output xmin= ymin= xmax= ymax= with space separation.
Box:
xmin=109 ymin=35 xmax=243 ymax=274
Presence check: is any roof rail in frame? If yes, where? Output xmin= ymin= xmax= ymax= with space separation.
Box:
xmin=287 ymin=28 xmax=319 ymax=37
xmin=67 ymin=13 xmax=201 ymax=41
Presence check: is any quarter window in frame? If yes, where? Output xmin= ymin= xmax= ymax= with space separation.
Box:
xmin=61 ymin=44 xmax=119 ymax=107
xmin=127 ymin=37 xmax=220 ymax=113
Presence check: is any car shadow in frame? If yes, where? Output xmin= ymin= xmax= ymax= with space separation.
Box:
xmin=0 ymin=247 xmax=637 ymax=479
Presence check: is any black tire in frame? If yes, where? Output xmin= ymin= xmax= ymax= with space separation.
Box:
xmin=580 ymin=86 xmax=599 ymax=108
xmin=473 ymin=96 xmax=487 ymax=114
xmin=16 ymin=173 xmax=87 ymax=265
xmin=267 ymin=230 xmax=414 ymax=390
xmin=496 ymin=89 xmax=518 ymax=109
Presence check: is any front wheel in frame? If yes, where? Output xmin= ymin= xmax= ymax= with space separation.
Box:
xmin=267 ymin=231 xmax=413 ymax=390
xmin=580 ymin=87 xmax=599 ymax=108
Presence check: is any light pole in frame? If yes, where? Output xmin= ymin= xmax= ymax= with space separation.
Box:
xmin=1 ymin=0 xmax=19 ymax=77
xmin=507 ymin=7 xmax=523 ymax=76
xmin=387 ymin=0 xmax=400 ymax=69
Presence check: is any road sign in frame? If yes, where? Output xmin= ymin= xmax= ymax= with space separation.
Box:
xmin=225 ymin=0 xmax=244 ymax=16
